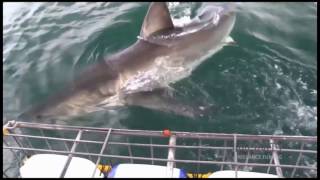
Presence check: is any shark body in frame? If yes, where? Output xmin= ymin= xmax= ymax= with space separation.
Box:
xmin=18 ymin=2 xmax=236 ymax=121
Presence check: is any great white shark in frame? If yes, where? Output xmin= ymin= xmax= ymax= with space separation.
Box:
xmin=18 ymin=2 xmax=236 ymax=121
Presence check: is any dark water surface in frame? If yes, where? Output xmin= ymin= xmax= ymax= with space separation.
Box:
xmin=3 ymin=2 xmax=317 ymax=177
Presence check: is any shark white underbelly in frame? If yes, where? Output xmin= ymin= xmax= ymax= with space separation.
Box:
xmin=121 ymin=35 xmax=232 ymax=95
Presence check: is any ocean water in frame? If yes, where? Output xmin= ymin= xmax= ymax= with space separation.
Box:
xmin=3 ymin=2 xmax=317 ymax=177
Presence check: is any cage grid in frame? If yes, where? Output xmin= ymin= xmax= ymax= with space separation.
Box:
xmin=3 ymin=120 xmax=317 ymax=178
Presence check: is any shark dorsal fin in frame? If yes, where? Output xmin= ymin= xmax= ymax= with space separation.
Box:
xmin=140 ymin=2 xmax=174 ymax=39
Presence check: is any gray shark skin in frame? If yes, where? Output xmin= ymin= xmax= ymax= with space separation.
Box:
xmin=18 ymin=2 xmax=236 ymax=121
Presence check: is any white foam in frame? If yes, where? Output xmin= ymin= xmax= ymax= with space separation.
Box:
xmin=297 ymin=77 xmax=308 ymax=90
xmin=172 ymin=16 xmax=192 ymax=27
xmin=275 ymin=82 xmax=281 ymax=89
xmin=310 ymin=89 xmax=316 ymax=95
xmin=286 ymin=100 xmax=317 ymax=131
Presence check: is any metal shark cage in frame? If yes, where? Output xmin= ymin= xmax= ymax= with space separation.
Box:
xmin=3 ymin=120 xmax=317 ymax=178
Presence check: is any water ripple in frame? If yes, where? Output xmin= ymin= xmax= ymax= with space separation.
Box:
xmin=3 ymin=2 xmax=317 ymax=136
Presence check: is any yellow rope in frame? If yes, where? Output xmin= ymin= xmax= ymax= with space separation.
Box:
xmin=97 ymin=165 xmax=112 ymax=173
xmin=3 ymin=128 xmax=9 ymax=136
xmin=187 ymin=172 xmax=212 ymax=178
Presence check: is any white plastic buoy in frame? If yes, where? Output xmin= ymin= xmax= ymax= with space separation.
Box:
xmin=107 ymin=164 xmax=187 ymax=178
xmin=20 ymin=154 xmax=103 ymax=178
xmin=208 ymin=170 xmax=279 ymax=178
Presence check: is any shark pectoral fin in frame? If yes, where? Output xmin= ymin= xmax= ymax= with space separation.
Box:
xmin=223 ymin=36 xmax=237 ymax=46
xmin=124 ymin=89 xmax=213 ymax=119
xmin=97 ymin=94 xmax=124 ymax=108
xmin=140 ymin=2 xmax=174 ymax=39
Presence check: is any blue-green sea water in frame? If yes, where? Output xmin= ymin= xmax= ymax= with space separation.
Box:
xmin=3 ymin=2 xmax=317 ymax=177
